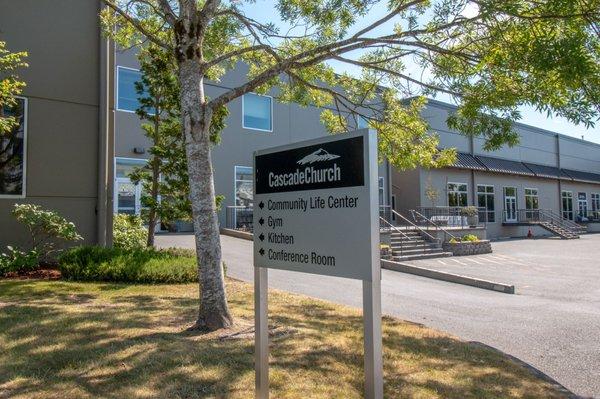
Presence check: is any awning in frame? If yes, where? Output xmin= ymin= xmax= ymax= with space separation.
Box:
xmin=562 ymin=169 xmax=600 ymax=184
xmin=523 ymin=162 xmax=572 ymax=180
xmin=452 ymin=153 xmax=487 ymax=171
xmin=475 ymin=155 xmax=535 ymax=176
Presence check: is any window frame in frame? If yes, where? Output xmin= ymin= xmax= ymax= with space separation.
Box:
xmin=561 ymin=190 xmax=574 ymax=220
xmin=0 ymin=96 xmax=28 ymax=199
xmin=116 ymin=66 xmax=143 ymax=114
xmin=476 ymin=184 xmax=495 ymax=223
xmin=524 ymin=187 xmax=539 ymax=210
xmin=242 ymin=93 xmax=273 ymax=132
xmin=591 ymin=193 xmax=600 ymax=211
xmin=447 ymin=181 xmax=468 ymax=207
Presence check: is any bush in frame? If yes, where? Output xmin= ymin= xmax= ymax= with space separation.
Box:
xmin=459 ymin=206 xmax=479 ymax=217
xmin=58 ymin=246 xmax=197 ymax=284
xmin=0 ymin=247 xmax=39 ymax=275
xmin=12 ymin=204 xmax=82 ymax=261
xmin=113 ymin=214 xmax=147 ymax=250
xmin=462 ymin=234 xmax=479 ymax=242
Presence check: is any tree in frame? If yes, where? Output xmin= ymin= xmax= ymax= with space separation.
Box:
xmin=0 ymin=41 xmax=27 ymax=135
xmin=129 ymin=44 xmax=184 ymax=247
xmin=100 ymin=0 xmax=600 ymax=331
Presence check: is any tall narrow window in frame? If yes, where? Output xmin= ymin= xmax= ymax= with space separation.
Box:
xmin=591 ymin=193 xmax=600 ymax=221
xmin=562 ymin=191 xmax=574 ymax=220
xmin=378 ymin=177 xmax=385 ymax=206
xmin=235 ymin=166 xmax=253 ymax=207
xmin=525 ymin=188 xmax=539 ymax=220
xmin=0 ymin=97 xmax=27 ymax=197
xmin=477 ymin=185 xmax=495 ymax=222
xmin=117 ymin=67 xmax=145 ymax=112
xmin=447 ymin=183 xmax=468 ymax=207
xmin=577 ymin=192 xmax=588 ymax=220
xmin=242 ymin=93 xmax=272 ymax=131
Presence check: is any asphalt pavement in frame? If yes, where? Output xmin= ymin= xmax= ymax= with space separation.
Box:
xmin=157 ymin=233 xmax=600 ymax=398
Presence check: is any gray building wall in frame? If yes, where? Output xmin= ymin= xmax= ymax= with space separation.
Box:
xmin=0 ymin=0 xmax=103 ymax=247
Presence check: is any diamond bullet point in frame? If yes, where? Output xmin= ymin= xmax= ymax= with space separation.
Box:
xmin=259 ymin=233 xmax=265 ymax=241
xmin=259 ymin=248 xmax=265 ymax=256
xmin=259 ymin=217 xmax=264 ymax=225
xmin=259 ymin=201 xmax=264 ymax=209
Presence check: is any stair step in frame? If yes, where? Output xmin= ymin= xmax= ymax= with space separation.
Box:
xmin=392 ymin=252 xmax=453 ymax=262
xmin=392 ymin=247 xmax=443 ymax=255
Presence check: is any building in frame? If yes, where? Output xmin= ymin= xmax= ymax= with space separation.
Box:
xmin=1 ymin=0 xmax=600 ymax=250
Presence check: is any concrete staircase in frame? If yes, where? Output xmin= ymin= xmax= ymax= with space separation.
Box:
xmin=389 ymin=229 xmax=452 ymax=261
xmin=538 ymin=221 xmax=580 ymax=239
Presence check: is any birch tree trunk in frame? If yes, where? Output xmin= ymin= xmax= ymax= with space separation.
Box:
xmin=178 ymin=55 xmax=233 ymax=331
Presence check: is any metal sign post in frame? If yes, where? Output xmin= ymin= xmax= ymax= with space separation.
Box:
xmin=253 ymin=129 xmax=382 ymax=399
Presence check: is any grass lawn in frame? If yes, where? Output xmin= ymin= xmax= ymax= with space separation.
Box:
xmin=0 ymin=278 xmax=568 ymax=398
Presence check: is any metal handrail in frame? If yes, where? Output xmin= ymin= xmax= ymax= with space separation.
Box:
xmin=542 ymin=210 xmax=582 ymax=233
xmin=411 ymin=209 xmax=457 ymax=241
xmin=379 ymin=216 xmax=414 ymax=241
xmin=390 ymin=209 xmax=438 ymax=243
xmin=544 ymin=209 xmax=583 ymax=230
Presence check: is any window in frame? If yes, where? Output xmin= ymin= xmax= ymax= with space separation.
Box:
xmin=357 ymin=115 xmax=369 ymax=129
xmin=242 ymin=93 xmax=272 ymax=131
xmin=117 ymin=67 xmax=145 ymax=112
xmin=591 ymin=193 xmax=600 ymax=221
xmin=577 ymin=192 xmax=588 ymax=220
xmin=0 ymin=97 xmax=27 ymax=197
xmin=525 ymin=188 xmax=539 ymax=220
xmin=562 ymin=191 xmax=574 ymax=220
xmin=378 ymin=177 xmax=385 ymax=206
xmin=235 ymin=166 xmax=253 ymax=207
xmin=447 ymin=182 xmax=468 ymax=207
xmin=477 ymin=185 xmax=495 ymax=222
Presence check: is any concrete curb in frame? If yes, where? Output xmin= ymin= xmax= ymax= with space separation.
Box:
xmin=220 ymin=228 xmax=253 ymax=241
xmin=381 ymin=259 xmax=515 ymax=294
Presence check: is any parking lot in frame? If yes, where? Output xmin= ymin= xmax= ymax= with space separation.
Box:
xmin=157 ymin=233 xmax=600 ymax=397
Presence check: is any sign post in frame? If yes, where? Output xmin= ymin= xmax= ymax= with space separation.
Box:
xmin=253 ymin=129 xmax=382 ymax=398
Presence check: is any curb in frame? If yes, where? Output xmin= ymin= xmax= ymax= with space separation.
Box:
xmin=381 ymin=259 xmax=515 ymax=294
xmin=220 ymin=228 xmax=253 ymax=241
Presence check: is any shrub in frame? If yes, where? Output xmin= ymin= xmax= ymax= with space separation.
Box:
xmin=58 ymin=246 xmax=198 ymax=284
xmin=462 ymin=234 xmax=479 ymax=242
xmin=12 ymin=204 xmax=82 ymax=261
xmin=113 ymin=214 xmax=147 ymax=250
xmin=459 ymin=206 xmax=479 ymax=217
xmin=0 ymin=247 xmax=39 ymax=275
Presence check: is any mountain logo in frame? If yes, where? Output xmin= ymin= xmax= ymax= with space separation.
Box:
xmin=297 ymin=148 xmax=340 ymax=165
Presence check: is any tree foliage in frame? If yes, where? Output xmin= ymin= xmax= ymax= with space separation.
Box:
xmin=0 ymin=41 xmax=27 ymax=136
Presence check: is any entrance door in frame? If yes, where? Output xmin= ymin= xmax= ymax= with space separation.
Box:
xmin=504 ymin=187 xmax=517 ymax=222
xmin=115 ymin=178 xmax=141 ymax=215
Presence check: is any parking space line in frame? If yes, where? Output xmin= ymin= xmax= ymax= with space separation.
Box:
xmin=465 ymin=258 xmax=484 ymax=265
xmin=437 ymin=259 xmax=447 ymax=266
xmin=450 ymin=258 xmax=468 ymax=266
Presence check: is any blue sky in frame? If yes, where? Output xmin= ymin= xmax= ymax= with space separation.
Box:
xmin=241 ymin=1 xmax=600 ymax=143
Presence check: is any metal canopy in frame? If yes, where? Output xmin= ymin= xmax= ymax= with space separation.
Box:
xmin=523 ymin=162 xmax=572 ymax=180
xmin=475 ymin=155 xmax=535 ymax=176
xmin=452 ymin=152 xmax=487 ymax=171
xmin=562 ymin=168 xmax=600 ymax=184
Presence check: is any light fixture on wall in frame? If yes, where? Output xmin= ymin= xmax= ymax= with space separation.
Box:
xmin=133 ymin=147 xmax=146 ymax=154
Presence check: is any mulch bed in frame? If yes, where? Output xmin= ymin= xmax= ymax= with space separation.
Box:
xmin=1 ymin=268 xmax=62 ymax=280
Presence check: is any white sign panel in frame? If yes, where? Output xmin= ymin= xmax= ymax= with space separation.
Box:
xmin=253 ymin=129 xmax=379 ymax=281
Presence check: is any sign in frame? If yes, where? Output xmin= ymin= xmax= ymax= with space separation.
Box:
xmin=253 ymin=132 xmax=378 ymax=281
xmin=253 ymin=129 xmax=382 ymax=399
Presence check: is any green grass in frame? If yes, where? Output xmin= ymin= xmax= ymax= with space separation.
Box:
xmin=0 ymin=279 xmax=568 ymax=398
xmin=58 ymin=246 xmax=197 ymax=284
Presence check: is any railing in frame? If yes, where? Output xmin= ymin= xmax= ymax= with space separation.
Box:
xmin=410 ymin=209 xmax=458 ymax=242
xmin=502 ymin=209 xmax=583 ymax=235
xmin=225 ymin=206 xmax=253 ymax=231
xmin=379 ymin=216 xmax=417 ymax=258
xmin=415 ymin=206 xmax=488 ymax=228
xmin=575 ymin=210 xmax=600 ymax=223
xmin=390 ymin=209 xmax=439 ymax=244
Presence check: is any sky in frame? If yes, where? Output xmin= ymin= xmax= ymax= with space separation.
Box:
xmin=240 ymin=1 xmax=600 ymax=144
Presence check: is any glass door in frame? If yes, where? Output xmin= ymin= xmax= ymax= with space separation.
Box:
xmin=577 ymin=192 xmax=588 ymax=220
xmin=115 ymin=178 xmax=140 ymax=215
xmin=504 ymin=187 xmax=517 ymax=222
xmin=562 ymin=191 xmax=574 ymax=220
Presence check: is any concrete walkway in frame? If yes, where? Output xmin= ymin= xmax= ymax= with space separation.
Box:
xmin=156 ymin=233 xmax=600 ymax=398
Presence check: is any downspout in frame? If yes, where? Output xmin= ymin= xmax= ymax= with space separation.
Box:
xmin=469 ymin=135 xmax=476 ymax=206
xmin=97 ymin=8 xmax=115 ymax=247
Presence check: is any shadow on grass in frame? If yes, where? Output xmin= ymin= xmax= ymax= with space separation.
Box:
xmin=0 ymin=280 xmax=570 ymax=399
